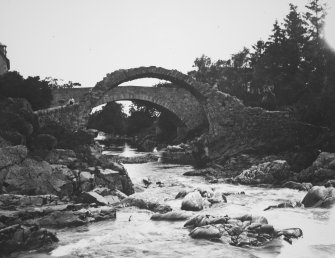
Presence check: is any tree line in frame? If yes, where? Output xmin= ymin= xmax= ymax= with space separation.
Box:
xmin=188 ymin=0 xmax=335 ymax=129
xmin=1 ymin=0 xmax=334 ymax=134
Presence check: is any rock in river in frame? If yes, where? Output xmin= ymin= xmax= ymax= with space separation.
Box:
xmin=189 ymin=225 xmax=222 ymax=239
xmin=151 ymin=211 xmax=192 ymax=221
xmin=181 ymin=191 xmax=204 ymax=211
xmin=301 ymin=186 xmax=335 ymax=208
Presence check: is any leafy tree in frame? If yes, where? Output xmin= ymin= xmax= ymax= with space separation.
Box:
xmin=45 ymin=77 xmax=81 ymax=89
xmin=0 ymin=71 xmax=52 ymax=110
xmin=88 ymin=102 xmax=126 ymax=134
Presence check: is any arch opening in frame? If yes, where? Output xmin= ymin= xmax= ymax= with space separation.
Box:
xmin=78 ymin=67 xmax=217 ymax=135
xmin=88 ymin=99 xmax=188 ymax=142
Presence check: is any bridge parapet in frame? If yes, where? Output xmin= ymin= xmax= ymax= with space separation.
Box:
xmin=35 ymin=103 xmax=80 ymax=130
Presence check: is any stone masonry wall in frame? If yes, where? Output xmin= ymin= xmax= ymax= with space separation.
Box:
xmin=95 ymin=86 xmax=207 ymax=130
xmin=35 ymin=104 xmax=81 ymax=131
xmin=37 ymin=66 xmax=323 ymax=158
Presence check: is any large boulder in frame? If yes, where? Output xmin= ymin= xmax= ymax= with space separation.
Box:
xmin=2 ymin=158 xmax=73 ymax=196
xmin=36 ymin=211 xmax=86 ymax=228
xmin=0 ymin=224 xmax=58 ymax=255
xmin=301 ymin=186 xmax=335 ymax=208
xmin=79 ymin=191 xmax=109 ymax=206
xmin=189 ymin=225 xmax=222 ymax=239
xmin=298 ymin=152 xmax=335 ymax=184
xmin=181 ymin=191 xmax=204 ymax=211
xmin=234 ymin=160 xmax=293 ymax=185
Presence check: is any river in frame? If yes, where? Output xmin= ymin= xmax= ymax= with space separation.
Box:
xmin=20 ymin=142 xmax=335 ymax=258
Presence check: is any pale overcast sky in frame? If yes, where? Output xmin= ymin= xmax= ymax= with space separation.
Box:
xmin=1 ymin=0 xmax=334 ymax=87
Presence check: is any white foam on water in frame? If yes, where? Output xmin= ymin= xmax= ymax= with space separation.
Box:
xmin=278 ymin=206 xmax=335 ymax=258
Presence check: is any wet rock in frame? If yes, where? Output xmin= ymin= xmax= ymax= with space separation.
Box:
xmin=79 ymin=191 xmax=109 ymax=206
xmin=151 ymin=211 xmax=191 ymax=221
xmin=235 ymin=214 xmax=268 ymax=225
xmin=282 ymin=181 xmax=312 ymax=191
xmin=113 ymin=153 xmax=159 ymax=164
xmin=324 ymin=179 xmax=335 ymax=188
xmin=121 ymin=197 xmax=172 ymax=213
xmin=94 ymin=161 xmax=134 ymax=195
xmin=189 ymin=225 xmax=222 ymax=239
xmin=264 ymin=201 xmax=302 ymax=211
xmin=234 ymin=160 xmax=293 ymax=185
xmin=92 ymin=187 xmax=112 ymax=197
xmin=196 ymin=186 xmax=214 ymax=198
xmin=221 ymin=191 xmax=245 ymax=196
xmin=302 ymin=186 xmax=335 ymax=208
xmin=175 ymin=189 xmax=192 ymax=199
xmin=183 ymin=168 xmax=216 ymax=177
xmin=208 ymin=192 xmax=227 ymax=204
xmin=36 ymin=211 xmax=86 ymax=228
xmin=275 ymin=228 xmax=303 ymax=239
xmin=0 ymin=194 xmax=60 ymax=208
xmin=181 ymin=191 xmax=204 ymax=211
xmin=184 ymin=214 xmax=228 ymax=228
xmin=184 ymin=213 xmax=303 ymax=247
xmin=133 ymin=184 xmax=146 ymax=193
xmin=142 ymin=177 xmax=152 ymax=188
xmin=0 ymin=224 xmax=58 ymax=255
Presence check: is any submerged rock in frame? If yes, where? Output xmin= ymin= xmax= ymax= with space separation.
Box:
xmin=184 ymin=214 xmax=228 ymax=228
xmin=151 ymin=211 xmax=191 ymax=221
xmin=181 ymin=191 xmax=204 ymax=211
xmin=121 ymin=197 xmax=172 ymax=213
xmin=264 ymin=201 xmax=302 ymax=211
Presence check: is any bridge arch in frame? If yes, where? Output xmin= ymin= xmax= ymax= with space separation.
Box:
xmin=78 ymin=66 xmax=244 ymax=136
xmin=94 ymin=86 xmax=207 ymax=132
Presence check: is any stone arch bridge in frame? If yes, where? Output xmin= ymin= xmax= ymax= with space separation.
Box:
xmin=49 ymin=85 xmax=208 ymax=137
xmin=36 ymin=66 xmax=321 ymax=158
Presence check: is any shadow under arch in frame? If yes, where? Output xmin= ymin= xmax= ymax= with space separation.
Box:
xmin=78 ymin=66 xmax=216 ymax=132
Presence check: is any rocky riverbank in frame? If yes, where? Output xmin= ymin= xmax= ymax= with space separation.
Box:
xmin=0 ymin=143 xmax=135 ymax=256
xmin=0 ymin=97 xmax=137 ymax=255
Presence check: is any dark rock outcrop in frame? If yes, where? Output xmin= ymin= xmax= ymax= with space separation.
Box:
xmin=233 ymin=160 xmax=293 ymax=185
xmin=0 ymin=224 xmax=58 ymax=256
xmin=298 ymin=152 xmax=335 ymax=184
xmin=121 ymin=197 xmax=172 ymax=213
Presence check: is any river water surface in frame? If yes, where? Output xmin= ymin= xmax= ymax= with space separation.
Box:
xmin=20 ymin=143 xmax=335 ymax=258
